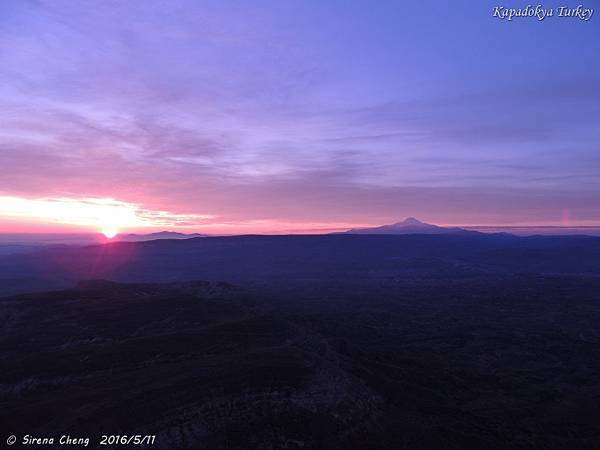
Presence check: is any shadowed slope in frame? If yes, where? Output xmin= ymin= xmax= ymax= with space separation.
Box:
xmin=2 ymin=234 xmax=600 ymax=296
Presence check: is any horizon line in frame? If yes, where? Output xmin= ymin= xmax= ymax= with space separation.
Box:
xmin=2 ymin=223 xmax=600 ymax=237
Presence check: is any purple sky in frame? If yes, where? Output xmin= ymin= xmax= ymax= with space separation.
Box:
xmin=1 ymin=0 xmax=599 ymax=233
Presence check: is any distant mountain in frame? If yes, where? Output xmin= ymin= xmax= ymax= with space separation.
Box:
xmin=344 ymin=217 xmax=474 ymax=235
xmin=115 ymin=231 xmax=206 ymax=242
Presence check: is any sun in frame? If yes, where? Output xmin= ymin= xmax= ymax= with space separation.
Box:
xmin=102 ymin=226 xmax=118 ymax=239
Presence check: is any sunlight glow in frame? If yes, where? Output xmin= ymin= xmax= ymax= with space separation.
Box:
xmin=0 ymin=196 xmax=214 ymax=232
xmin=102 ymin=227 xmax=118 ymax=239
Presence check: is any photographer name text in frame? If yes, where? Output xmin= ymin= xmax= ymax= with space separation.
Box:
xmin=6 ymin=434 xmax=157 ymax=447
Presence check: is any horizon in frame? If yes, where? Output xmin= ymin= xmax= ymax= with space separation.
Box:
xmin=1 ymin=1 xmax=599 ymax=234
xmin=4 ymin=216 xmax=600 ymax=236
xmin=3 ymin=216 xmax=600 ymax=239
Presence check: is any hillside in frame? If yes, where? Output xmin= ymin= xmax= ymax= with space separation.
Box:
xmin=2 ymin=277 xmax=600 ymax=449
xmin=1 ymin=233 xmax=600 ymax=296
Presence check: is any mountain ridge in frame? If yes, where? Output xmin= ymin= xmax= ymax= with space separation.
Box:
xmin=2 ymin=233 xmax=600 ymax=297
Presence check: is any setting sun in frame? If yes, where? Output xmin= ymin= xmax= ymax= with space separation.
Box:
xmin=102 ymin=227 xmax=118 ymax=239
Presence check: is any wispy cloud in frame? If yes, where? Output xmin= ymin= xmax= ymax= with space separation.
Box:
xmin=0 ymin=0 xmax=598 ymax=230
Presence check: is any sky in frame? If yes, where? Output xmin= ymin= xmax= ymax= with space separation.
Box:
xmin=1 ymin=0 xmax=599 ymax=234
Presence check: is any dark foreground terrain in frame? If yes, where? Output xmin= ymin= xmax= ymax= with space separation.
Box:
xmin=2 ymin=274 xmax=600 ymax=449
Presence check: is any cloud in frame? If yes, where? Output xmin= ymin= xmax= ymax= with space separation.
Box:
xmin=0 ymin=0 xmax=598 ymax=230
